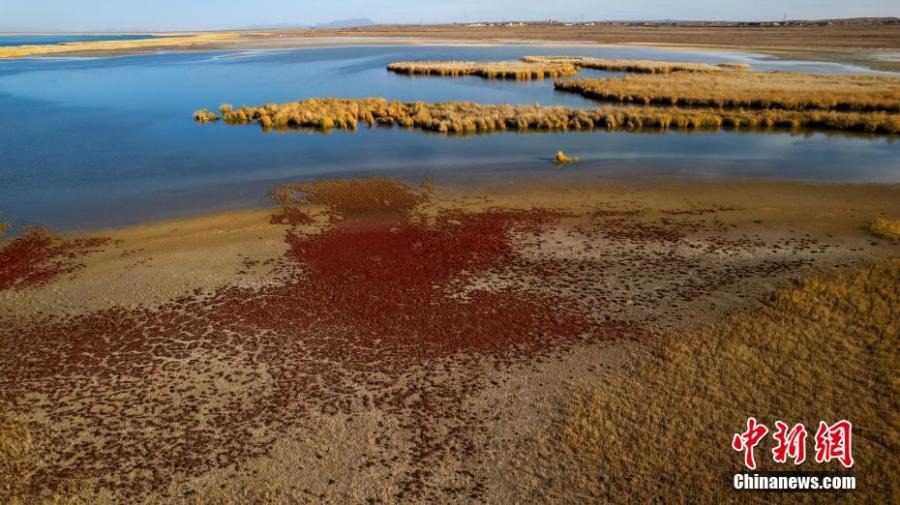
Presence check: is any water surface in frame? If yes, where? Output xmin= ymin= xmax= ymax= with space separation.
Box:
xmin=0 ymin=45 xmax=897 ymax=230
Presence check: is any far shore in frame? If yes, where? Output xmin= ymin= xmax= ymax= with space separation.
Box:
xmin=2 ymin=21 xmax=899 ymax=72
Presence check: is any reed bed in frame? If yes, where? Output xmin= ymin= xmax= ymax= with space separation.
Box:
xmin=521 ymin=55 xmax=734 ymax=73
xmin=556 ymin=72 xmax=900 ymax=112
xmin=195 ymin=97 xmax=900 ymax=134
xmin=387 ymin=60 xmax=580 ymax=80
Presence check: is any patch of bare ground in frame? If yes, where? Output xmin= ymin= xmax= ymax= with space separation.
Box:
xmin=1 ymin=179 xmax=897 ymax=503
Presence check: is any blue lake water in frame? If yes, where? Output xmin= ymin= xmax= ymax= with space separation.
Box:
xmin=0 ymin=34 xmax=162 ymax=47
xmin=0 ymin=44 xmax=897 ymax=230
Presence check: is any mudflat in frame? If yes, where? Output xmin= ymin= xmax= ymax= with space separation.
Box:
xmin=2 ymin=178 xmax=897 ymax=502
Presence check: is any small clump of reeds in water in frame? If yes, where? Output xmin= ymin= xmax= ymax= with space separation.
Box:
xmin=192 ymin=109 xmax=219 ymax=123
xmin=554 ymin=150 xmax=580 ymax=164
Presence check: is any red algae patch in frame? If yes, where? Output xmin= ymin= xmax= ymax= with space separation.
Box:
xmin=0 ymin=227 xmax=109 ymax=291
xmin=283 ymin=208 xmax=588 ymax=358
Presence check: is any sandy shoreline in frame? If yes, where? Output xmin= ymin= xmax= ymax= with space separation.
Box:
xmin=5 ymin=177 xmax=898 ymax=320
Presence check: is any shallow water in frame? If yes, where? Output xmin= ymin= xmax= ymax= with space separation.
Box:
xmin=0 ymin=44 xmax=897 ymax=230
xmin=0 ymin=34 xmax=164 ymax=47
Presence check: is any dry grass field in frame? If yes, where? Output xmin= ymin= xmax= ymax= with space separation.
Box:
xmin=515 ymin=257 xmax=900 ymax=503
xmin=555 ymin=72 xmax=900 ymax=112
xmin=195 ymin=97 xmax=900 ymax=134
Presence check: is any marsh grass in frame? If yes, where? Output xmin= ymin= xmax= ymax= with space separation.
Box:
xmin=519 ymin=259 xmax=900 ymax=503
xmin=387 ymin=60 xmax=580 ymax=80
xmin=870 ymin=218 xmax=900 ymax=239
xmin=522 ymin=55 xmax=733 ymax=73
xmin=386 ymin=56 xmax=738 ymax=80
xmin=195 ymin=97 xmax=900 ymax=134
xmin=556 ymin=72 xmax=900 ymax=112
xmin=0 ymin=221 xmax=9 ymax=240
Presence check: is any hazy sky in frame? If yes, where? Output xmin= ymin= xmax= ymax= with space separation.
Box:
xmin=1 ymin=0 xmax=897 ymax=32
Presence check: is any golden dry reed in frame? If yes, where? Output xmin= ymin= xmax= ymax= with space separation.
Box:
xmin=518 ymin=258 xmax=900 ymax=503
xmin=556 ymin=72 xmax=900 ymax=112
xmin=870 ymin=218 xmax=900 ymax=239
xmin=521 ymin=55 xmax=738 ymax=73
xmin=0 ymin=222 xmax=9 ymax=240
xmin=195 ymin=97 xmax=900 ymax=134
xmin=386 ymin=56 xmax=741 ymax=80
xmin=387 ymin=60 xmax=580 ymax=80
xmin=192 ymin=109 xmax=220 ymax=123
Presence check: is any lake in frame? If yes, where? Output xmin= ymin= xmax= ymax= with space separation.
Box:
xmin=0 ymin=44 xmax=897 ymax=230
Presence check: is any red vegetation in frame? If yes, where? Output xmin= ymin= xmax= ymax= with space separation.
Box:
xmin=0 ymin=180 xmax=628 ymax=500
xmin=283 ymin=209 xmax=586 ymax=360
xmin=271 ymin=177 xmax=428 ymax=221
xmin=0 ymin=228 xmax=109 ymax=291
